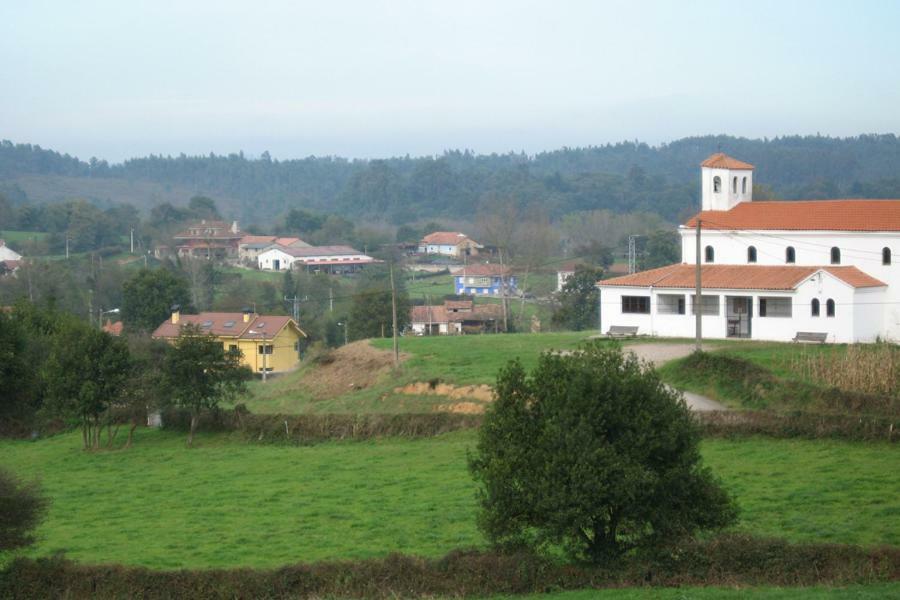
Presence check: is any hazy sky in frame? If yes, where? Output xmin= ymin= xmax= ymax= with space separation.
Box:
xmin=2 ymin=0 xmax=899 ymax=163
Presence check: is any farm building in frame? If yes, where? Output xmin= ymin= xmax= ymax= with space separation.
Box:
xmin=257 ymin=244 xmax=377 ymax=273
xmin=409 ymin=299 xmax=503 ymax=335
xmin=418 ymin=232 xmax=482 ymax=257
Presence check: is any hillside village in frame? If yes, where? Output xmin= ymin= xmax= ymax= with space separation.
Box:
xmin=5 ymin=1 xmax=900 ymax=596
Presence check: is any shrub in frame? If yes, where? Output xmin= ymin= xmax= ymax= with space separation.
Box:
xmin=469 ymin=343 xmax=737 ymax=563
xmin=0 ymin=468 xmax=48 ymax=552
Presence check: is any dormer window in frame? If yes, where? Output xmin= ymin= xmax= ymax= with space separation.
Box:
xmin=747 ymin=246 xmax=757 ymax=263
xmin=713 ymin=176 xmax=721 ymax=193
xmin=705 ymin=245 xmax=715 ymax=263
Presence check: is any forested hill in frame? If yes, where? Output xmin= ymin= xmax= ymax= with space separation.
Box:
xmin=2 ymin=134 xmax=900 ymax=225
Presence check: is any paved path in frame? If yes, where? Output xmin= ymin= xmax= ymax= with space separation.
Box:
xmin=622 ymin=343 xmax=729 ymax=412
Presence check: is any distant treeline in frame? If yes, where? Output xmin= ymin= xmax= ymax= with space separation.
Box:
xmin=3 ymin=134 xmax=900 ymax=225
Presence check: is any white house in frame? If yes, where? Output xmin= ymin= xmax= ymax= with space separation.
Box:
xmin=418 ymin=232 xmax=482 ymax=257
xmin=0 ymin=240 xmax=22 ymax=262
xmin=597 ymin=153 xmax=900 ymax=343
xmin=257 ymin=244 xmax=376 ymax=273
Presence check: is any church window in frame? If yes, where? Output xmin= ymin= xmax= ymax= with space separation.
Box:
xmin=705 ymin=245 xmax=715 ymax=263
xmin=883 ymin=247 xmax=891 ymax=265
xmin=747 ymin=246 xmax=757 ymax=263
xmin=732 ymin=176 xmax=738 ymax=193
xmin=713 ymin=176 xmax=721 ymax=193
xmin=830 ymin=247 xmax=841 ymax=264
xmin=786 ymin=246 xmax=796 ymax=263
xmin=742 ymin=177 xmax=747 ymax=193
xmin=811 ymin=298 xmax=820 ymax=317
xmin=826 ymin=299 xmax=835 ymax=317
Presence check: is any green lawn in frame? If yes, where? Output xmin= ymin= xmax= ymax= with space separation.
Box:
xmin=0 ymin=229 xmax=50 ymax=244
xmin=489 ymin=583 xmax=900 ymax=599
xmin=2 ymin=431 xmax=897 ymax=569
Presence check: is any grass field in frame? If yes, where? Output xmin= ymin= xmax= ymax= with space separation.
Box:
xmin=2 ymin=430 xmax=897 ymax=569
xmin=489 ymin=583 xmax=900 ymax=599
xmin=0 ymin=229 xmax=49 ymax=244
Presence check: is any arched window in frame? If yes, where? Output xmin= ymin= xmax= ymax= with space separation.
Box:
xmin=742 ymin=177 xmax=747 ymax=193
xmin=811 ymin=298 xmax=820 ymax=317
xmin=883 ymin=247 xmax=892 ymax=265
xmin=747 ymin=246 xmax=757 ymax=263
xmin=705 ymin=245 xmax=715 ymax=263
xmin=732 ymin=176 xmax=738 ymax=193
xmin=826 ymin=299 xmax=835 ymax=317
xmin=786 ymin=246 xmax=796 ymax=263
xmin=713 ymin=176 xmax=721 ymax=193
xmin=830 ymin=247 xmax=841 ymax=265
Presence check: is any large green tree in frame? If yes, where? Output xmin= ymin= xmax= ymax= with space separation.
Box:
xmin=0 ymin=311 xmax=35 ymax=427
xmin=121 ymin=267 xmax=191 ymax=332
xmin=551 ymin=265 xmax=603 ymax=331
xmin=44 ymin=322 xmax=131 ymax=450
xmin=469 ymin=343 xmax=737 ymax=563
xmin=348 ymin=265 xmax=409 ymax=341
xmin=163 ymin=324 xmax=250 ymax=447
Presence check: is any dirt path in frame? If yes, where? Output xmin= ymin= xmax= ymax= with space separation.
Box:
xmin=623 ymin=343 xmax=728 ymax=412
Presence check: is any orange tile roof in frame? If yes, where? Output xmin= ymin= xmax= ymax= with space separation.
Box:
xmin=459 ymin=263 xmax=511 ymax=277
xmin=597 ymin=263 xmax=885 ymax=291
xmin=422 ymin=231 xmax=479 ymax=246
xmin=700 ymin=153 xmax=754 ymax=170
xmin=152 ymin=312 xmax=303 ymax=340
xmin=239 ymin=235 xmax=277 ymax=245
xmin=685 ymin=199 xmax=900 ymax=231
xmin=101 ymin=320 xmax=123 ymax=336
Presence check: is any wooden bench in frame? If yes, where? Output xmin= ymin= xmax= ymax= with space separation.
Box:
xmin=792 ymin=331 xmax=828 ymax=344
xmin=606 ymin=325 xmax=639 ymax=338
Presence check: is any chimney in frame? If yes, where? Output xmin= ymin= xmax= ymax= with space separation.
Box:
xmin=242 ymin=306 xmax=253 ymax=323
xmin=171 ymin=304 xmax=181 ymax=324
xmin=232 ymin=220 xmax=240 ymax=234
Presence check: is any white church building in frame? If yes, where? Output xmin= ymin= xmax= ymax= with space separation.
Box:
xmin=597 ymin=153 xmax=899 ymax=343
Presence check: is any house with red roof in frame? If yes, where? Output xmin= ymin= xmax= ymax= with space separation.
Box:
xmin=597 ymin=153 xmax=898 ymax=343
xmin=173 ymin=220 xmax=243 ymax=259
xmin=454 ymin=263 xmax=517 ymax=296
xmin=418 ymin=231 xmax=482 ymax=257
xmin=409 ymin=299 xmax=503 ymax=335
xmin=152 ymin=307 xmax=306 ymax=374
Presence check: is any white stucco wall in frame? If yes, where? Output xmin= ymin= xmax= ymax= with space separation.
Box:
xmin=701 ymin=166 xmax=752 ymax=211
xmin=598 ymin=273 xmax=885 ymax=343
xmin=680 ymin=229 xmax=900 ymax=339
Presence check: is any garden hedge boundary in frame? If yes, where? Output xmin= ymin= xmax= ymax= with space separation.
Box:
xmin=2 ymin=535 xmax=898 ymax=599
xmin=156 ymin=407 xmax=897 ymax=444
xmin=698 ymin=410 xmax=898 ymax=443
xmin=160 ymin=407 xmax=484 ymax=443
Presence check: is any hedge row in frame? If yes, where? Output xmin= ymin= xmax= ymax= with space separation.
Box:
xmin=160 ymin=407 xmax=484 ymax=443
xmin=157 ymin=407 xmax=897 ymax=445
xmin=2 ymin=535 xmax=898 ymax=599
xmin=698 ymin=410 xmax=899 ymax=443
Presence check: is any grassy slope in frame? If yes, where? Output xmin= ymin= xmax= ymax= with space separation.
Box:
xmin=2 ymin=430 xmax=897 ymax=569
xmin=0 ymin=229 xmax=49 ymax=243
xmin=244 ymin=331 xmax=593 ymax=414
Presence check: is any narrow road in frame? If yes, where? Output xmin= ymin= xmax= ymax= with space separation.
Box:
xmin=622 ymin=343 xmax=729 ymax=412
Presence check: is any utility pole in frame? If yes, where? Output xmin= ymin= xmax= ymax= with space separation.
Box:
xmin=284 ymin=295 xmax=301 ymax=324
xmin=498 ymin=248 xmax=509 ymax=333
xmin=329 ymin=286 xmax=334 ymax=312
xmin=130 ymin=228 xmax=135 ymax=254
xmin=390 ymin=263 xmax=399 ymax=367
xmin=88 ymin=289 xmax=93 ymax=327
xmin=695 ymin=218 xmax=702 ymax=352
xmin=65 ymin=237 xmax=70 ymax=259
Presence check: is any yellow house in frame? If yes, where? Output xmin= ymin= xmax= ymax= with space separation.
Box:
xmin=152 ymin=307 xmax=306 ymax=375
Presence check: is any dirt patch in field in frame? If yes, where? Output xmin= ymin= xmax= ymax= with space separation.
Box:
xmin=435 ymin=401 xmax=486 ymax=414
xmin=395 ymin=381 xmax=495 ymax=403
xmin=301 ymin=341 xmax=407 ymax=400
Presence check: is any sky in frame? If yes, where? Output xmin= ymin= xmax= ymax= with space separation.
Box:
xmin=2 ymin=0 xmax=900 ymax=163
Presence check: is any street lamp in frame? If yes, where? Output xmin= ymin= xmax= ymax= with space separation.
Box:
xmin=98 ymin=307 xmax=120 ymax=330
xmin=247 ymin=329 xmax=269 ymax=382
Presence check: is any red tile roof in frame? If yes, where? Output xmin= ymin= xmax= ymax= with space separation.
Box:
xmin=458 ymin=263 xmax=510 ymax=277
xmin=685 ymin=199 xmax=900 ymax=231
xmin=239 ymin=235 xmax=277 ymax=245
xmin=700 ymin=153 xmax=754 ymax=170
xmin=597 ymin=263 xmax=885 ymax=291
xmin=102 ymin=320 xmax=124 ymax=336
xmin=152 ymin=312 xmax=302 ymax=340
xmin=421 ymin=231 xmax=479 ymax=246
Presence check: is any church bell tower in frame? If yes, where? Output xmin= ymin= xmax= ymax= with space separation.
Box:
xmin=700 ymin=153 xmax=754 ymax=211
